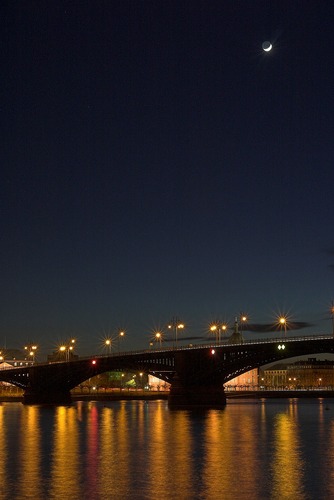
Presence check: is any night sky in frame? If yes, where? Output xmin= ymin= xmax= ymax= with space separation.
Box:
xmin=1 ymin=1 xmax=334 ymax=358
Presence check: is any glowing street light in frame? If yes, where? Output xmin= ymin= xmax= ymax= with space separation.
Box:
xmin=155 ymin=331 xmax=162 ymax=347
xmin=240 ymin=315 xmax=248 ymax=337
xmin=59 ymin=345 xmax=66 ymax=358
xmin=210 ymin=323 xmax=228 ymax=344
xmin=105 ymin=338 xmax=112 ymax=355
xmin=118 ymin=330 xmax=125 ymax=352
xmin=210 ymin=325 xmax=218 ymax=344
xmin=168 ymin=317 xmax=184 ymax=348
xmin=279 ymin=317 xmax=287 ymax=338
xmin=24 ymin=344 xmax=38 ymax=364
xmin=59 ymin=339 xmax=75 ymax=361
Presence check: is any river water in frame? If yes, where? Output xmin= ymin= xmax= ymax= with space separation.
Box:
xmin=0 ymin=397 xmax=333 ymax=499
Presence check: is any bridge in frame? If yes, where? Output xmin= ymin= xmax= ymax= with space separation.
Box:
xmin=0 ymin=334 xmax=333 ymax=407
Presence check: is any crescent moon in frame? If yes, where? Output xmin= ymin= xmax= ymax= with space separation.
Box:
xmin=262 ymin=41 xmax=272 ymax=52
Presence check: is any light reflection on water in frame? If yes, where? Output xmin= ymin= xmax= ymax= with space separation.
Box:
xmin=0 ymin=399 xmax=334 ymax=499
xmin=271 ymin=407 xmax=306 ymax=499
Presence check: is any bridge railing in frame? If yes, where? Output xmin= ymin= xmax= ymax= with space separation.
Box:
xmin=15 ymin=333 xmax=333 ymax=368
xmin=56 ymin=332 xmax=334 ymax=357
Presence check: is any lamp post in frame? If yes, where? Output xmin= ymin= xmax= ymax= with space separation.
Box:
xmin=155 ymin=332 xmax=162 ymax=347
xmin=240 ymin=315 xmax=247 ymax=337
xmin=210 ymin=325 xmax=218 ymax=344
xmin=210 ymin=323 xmax=228 ymax=344
xmin=24 ymin=344 xmax=38 ymax=364
xmin=118 ymin=330 xmax=125 ymax=352
xmin=105 ymin=338 xmax=112 ymax=355
xmin=59 ymin=345 xmax=67 ymax=360
xmin=221 ymin=324 xmax=227 ymax=341
xmin=59 ymin=339 xmax=75 ymax=361
xmin=279 ymin=317 xmax=287 ymax=338
xmin=168 ymin=317 xmax=184 ymax=348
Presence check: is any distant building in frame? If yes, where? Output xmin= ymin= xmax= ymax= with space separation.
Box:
xmin=224 ymin=368 xmax=259 ymax=390
xmin=260 ymin=358 xmax=334 ymax=389
xmin=287 ymin=358 xmax=334 ymax=388
xmin=260 ymin=363 xmax=287 ymax=388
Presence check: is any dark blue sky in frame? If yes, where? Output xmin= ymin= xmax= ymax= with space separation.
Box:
xmin=1 ymin=1 xmax=334 ymax=357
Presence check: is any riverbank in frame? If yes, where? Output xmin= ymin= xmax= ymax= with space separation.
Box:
xmin=226 ymin=390 xmax=334 ymax=399
xmin=2 ymin=390 xmax=334 ymax=404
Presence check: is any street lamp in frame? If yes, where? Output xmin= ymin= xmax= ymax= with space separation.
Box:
xmin=168 ymin=317 xmax=184 ymax=348
xmin=210 ymin=323 xmax=228 ymax=344
xmin=118 ymin=330 xmax=125 ymax=352
xmin=59 ymin=345 xmax=66 ymax=360
xmin=279 ymin=317 xmax=287 ymax=338
xmin=155 ymin=332 xmax=162 ymax=347
xmin=59 ymin=339 xmax=75 ymax=361
xmin=105 ymin=338 xmax=112 ymax=355
xmin=240 ymin=315 xmax=247 ymax=338
xmin=210 ymin=325 xmax=219 ymax=344
xmin=24 ymin=344 xmax=38 ymax=364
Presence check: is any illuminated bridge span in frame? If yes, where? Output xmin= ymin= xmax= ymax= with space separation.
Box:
xmin=0 ymin=334 xmax=333 ymax=407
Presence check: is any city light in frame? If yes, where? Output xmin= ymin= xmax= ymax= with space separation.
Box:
xmin=155 ymin=331 xmax=162 ymax=347
xmin=105 ymin=338 xmax=112 ymax=354
xmin=168 ymin=317 xmax=185 ymax=348
xmin=59 ymin=339 xmax=76 ymax=361
xmin=101 ymin=329 xmax=126 ymax=354
xmin=24 ymin=344 xmax=38 ymax=364
xmin=210 ymin=323 xmax=228 ymax=344
xmin=118 ymin=330 xmax=125 ymax=352
xmin=278 ymin=316 xmax=287 ymax=338
xmin=240 ymin=314 xmax=248 ymax=337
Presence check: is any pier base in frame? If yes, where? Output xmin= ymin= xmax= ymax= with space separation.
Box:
xmin=168 ymin=380 xmax=226 ymax=409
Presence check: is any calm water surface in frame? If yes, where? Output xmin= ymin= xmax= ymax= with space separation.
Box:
xmin=0 ymin=398 xmax=334 ymax=499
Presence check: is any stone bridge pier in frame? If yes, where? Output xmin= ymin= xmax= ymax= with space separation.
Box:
xmin=168 ymin=348 xmax=226 ymax=409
